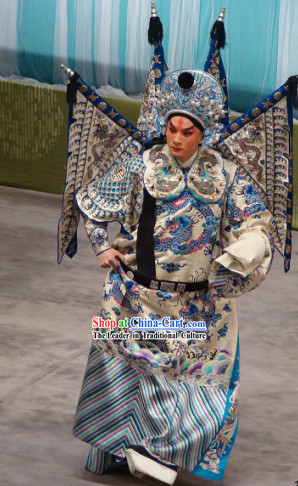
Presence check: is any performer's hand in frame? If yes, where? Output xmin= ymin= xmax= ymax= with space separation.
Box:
xmin=96 ymin=248 xmax=124 ymax=270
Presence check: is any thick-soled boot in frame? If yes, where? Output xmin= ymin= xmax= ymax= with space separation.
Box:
xmin=85 ymin=446 xmax=128 ymax=474
xmin=126 ymin=445 xmax=178 ymax=485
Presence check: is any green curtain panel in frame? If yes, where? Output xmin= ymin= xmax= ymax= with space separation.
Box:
xmin=0 ymin=78 xmax=140 ymax=194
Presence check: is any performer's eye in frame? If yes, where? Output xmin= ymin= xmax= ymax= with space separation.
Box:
xmin=183 ymin=131 xmax=193 ymax=137
xmin=169 ymin=126 xmax=176 ymax=133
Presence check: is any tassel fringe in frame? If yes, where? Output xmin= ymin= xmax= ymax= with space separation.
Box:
xmin=66 ymin=72 xmax=79 ymax=105
xmin=288 ymin=75 xmax=298 ymax=110
xmin=148 ymin=16 xmax=163 ymax=44
xmin=210 ymin=20 xmax=226 ymax=49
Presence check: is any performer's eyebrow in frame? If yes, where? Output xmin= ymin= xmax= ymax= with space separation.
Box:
xmin=169 ymin=120 xmax=195 ymax=131
xmin=182 ymin=125 xmax=195 ymax=132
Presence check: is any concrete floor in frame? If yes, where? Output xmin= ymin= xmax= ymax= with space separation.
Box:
xmin=1 ymin=185 xmax=298 ymax=486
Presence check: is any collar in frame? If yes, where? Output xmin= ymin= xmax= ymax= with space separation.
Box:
xmin=175 ymin=149 xmax=198 ymax=169
xmin=143 ymin=143 xmax=227 ymax=203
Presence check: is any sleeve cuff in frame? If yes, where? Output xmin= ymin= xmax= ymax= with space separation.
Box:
xmin=214 ymin=233 xmax=266 ymax=277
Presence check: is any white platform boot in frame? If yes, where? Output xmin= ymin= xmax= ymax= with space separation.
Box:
xmin=126 ymin=445 xmax=178 ymax=485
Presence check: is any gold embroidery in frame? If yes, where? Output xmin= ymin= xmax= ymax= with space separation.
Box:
xmin=98 ymin=102 xmax=107 ymax=110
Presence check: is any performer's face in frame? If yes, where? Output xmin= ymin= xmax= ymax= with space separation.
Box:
xmin=166 ymin=116 xmax=204 ymax=163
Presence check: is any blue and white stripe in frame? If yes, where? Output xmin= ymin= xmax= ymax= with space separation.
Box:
xmin=73 ymin=344 xmax=229 ymax=474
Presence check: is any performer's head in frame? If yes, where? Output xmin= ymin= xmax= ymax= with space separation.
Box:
xmin=157 ymin=70 xmax=225 ymax=150
xmin=166 ymin=114 xmax=204 ymax=163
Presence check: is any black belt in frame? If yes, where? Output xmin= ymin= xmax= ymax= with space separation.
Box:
xmin=120 ymin=260 xmax=208 ymax=293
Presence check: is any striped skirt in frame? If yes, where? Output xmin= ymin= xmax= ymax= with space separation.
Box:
xmin=73 ymin=339 xmax=239 ymax=481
